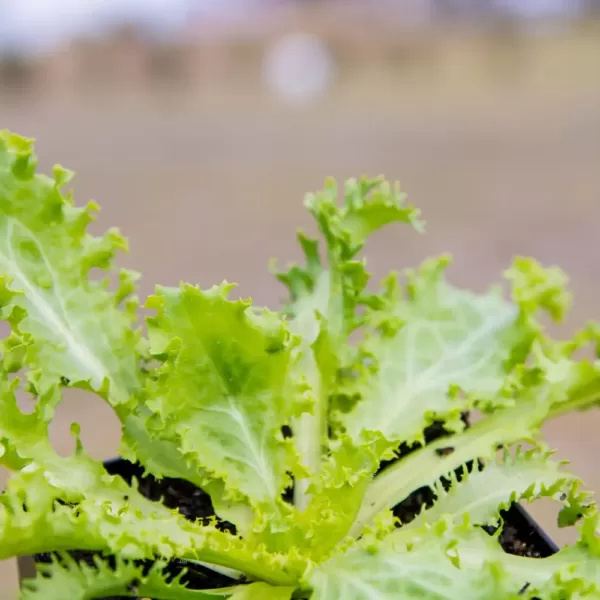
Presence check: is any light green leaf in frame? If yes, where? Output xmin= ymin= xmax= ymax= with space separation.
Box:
xmin=120 ymin=407 xmax=257 ymax=537
xmin=276 ymin=176 xmax=423 ymax=341
xmin=445 ymin=520 xmax=600 ymax=597
xmin=504 ymin=258 xmax=600 ymax=417
xmin=0 ymin=380 xmax=304 ymax=586
xmin=536 ymin=328 xmax=600 ymax=420
xmin=349 ymin=390 xmax=553 ymax=537
xmin=389 ymin=447 xmax=590 ymax=545
xmin=0 ymin=131 xmax=142 ymax=404
xmin=20 ymin=554 xmax=238 ymax=600
xmin=145 ymin=283 xmax=303 ymax=519
xmin=0 ymin=456 xmax=304 ymax=586
xmin=0 ymin=375 xmax=59 ymax=470
xmin=229 ymin=582 xmax=296 ymax=600
xmin=505 ymin=256 xmax=570 ymax=322
xmin=338 ymin=255 xmax=548 ymax=448
xmin=308 ymin=543 xmax=516 ymax=600
xmin=311 ymin=519 xmax=600 ymax=600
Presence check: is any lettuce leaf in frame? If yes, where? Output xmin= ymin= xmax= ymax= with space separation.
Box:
xmin=308 ymin=543 xmax=516 ymax=600
xmin=337 ymin=255 xmax=571 ymax=451
xmin=229 ymin=583 xmax=295 ymax=600
xmin=276 ymin=177 xmax=423 ymax=342
xmin=145 ymin=283 xmax=305 ymax=532
xmin=338 ymin=257 xmax=518 ymax=444
xmin=0 ymin=377 xmax=305 ymax=586
xmin=20 ymin=554 xmax=238 ymax=600
xmin=348 ymin=343 xmax=583 ymax=538
xmin=389 ymin=447 xmax=591 ymax=543
xmin=0 ymin=131 xmax=142 ymax=404
xmin=310 ymin=517 xmax=600 ymax=600
xmin=441 ymin=517 xmax=600 ymax=597
xmin=1 ymin=462 xmax=302 ymax=586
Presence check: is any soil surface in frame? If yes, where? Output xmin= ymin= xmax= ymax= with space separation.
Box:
xmin=34 ymin=417 xmax=556 ymax=599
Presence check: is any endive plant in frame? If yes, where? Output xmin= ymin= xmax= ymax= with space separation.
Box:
xmin=1 ymin=130 xmax=600 ymax=600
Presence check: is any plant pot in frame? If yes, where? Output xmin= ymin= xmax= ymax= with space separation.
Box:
xmin=15 ymin=449 xmax=558 ymax=599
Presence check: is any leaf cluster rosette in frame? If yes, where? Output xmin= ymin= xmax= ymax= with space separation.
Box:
xmin=2 ymin=130 xmax=600 ymax=599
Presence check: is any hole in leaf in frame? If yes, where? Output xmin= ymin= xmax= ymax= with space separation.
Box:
xmin=87 ymin=266 xmax=112 ymax=284
xmin=15 ymin=386 xmax=35 ymax=415
xmin=48 ymin=388 xmax=120 ymax=459
xmin=524 ymin=497 xmax=578 ymax=548
xmin=0 ymin=465 xmax=10 ymax=490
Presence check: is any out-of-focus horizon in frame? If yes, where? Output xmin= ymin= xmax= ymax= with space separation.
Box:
xmin=1 ymin=2 xmax=600 ymax=597
xmin=1 ymin=0 xmax=600 ymax=97
xmin=0 ymin=0 xmax=595 ymax=56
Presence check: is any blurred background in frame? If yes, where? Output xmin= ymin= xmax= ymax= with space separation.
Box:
xmin=1 ymin=0 xmax=599 ymax=596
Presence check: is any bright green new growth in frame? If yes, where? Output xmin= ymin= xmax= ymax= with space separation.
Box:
xmin=1 ymin=130 xmax=600 ymax=599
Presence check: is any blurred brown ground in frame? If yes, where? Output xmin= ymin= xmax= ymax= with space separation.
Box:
xmin=1 ymin=21 xmax=600 ymax=597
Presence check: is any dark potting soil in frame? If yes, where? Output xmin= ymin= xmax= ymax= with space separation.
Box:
xmin=33 ymin=416 xmax=554 ymax=599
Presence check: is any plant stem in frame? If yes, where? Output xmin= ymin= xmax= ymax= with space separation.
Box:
xmin=293 ymin=411 xmax=323 ymax=511
xmin=547 ymin=390 xmax=600 ymax=420
xmin=183 ymin=559 xmax=244 ymax=581
xmin=187 ymin=548 xmax=300 ymax=587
